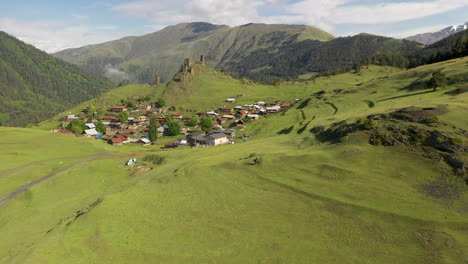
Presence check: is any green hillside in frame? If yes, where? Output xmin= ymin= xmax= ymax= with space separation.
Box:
xmin=0 ymin=32 xmax=114 ymax=127
xmin=225 ymin=33 xmax=422 ymax=83
xmin=1 ymin=57 xmax=467 ymax=263
xmin=54 ymin=22 xmax=427 ymax=85
xmin=53 ymin=22 xmax=335 ymax=84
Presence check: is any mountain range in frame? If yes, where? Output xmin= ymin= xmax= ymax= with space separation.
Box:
xmin=1 ymin=22 xmax=467 ymax=126
xmin=54 ymin=22 xmax=427 ymax=84
xmin=53 ymin=22 xmax=334 ymax=84
xmin=405 ymin=22 xmax=468 ymax=45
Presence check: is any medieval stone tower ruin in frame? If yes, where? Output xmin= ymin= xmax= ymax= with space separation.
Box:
xmin=154 ymin=75 xmax=160 ymax=85
xmin=179 ymin=56 xmax=206 ymax=82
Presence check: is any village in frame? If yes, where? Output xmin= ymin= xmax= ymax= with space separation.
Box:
xmin=53 ymin=56 xmax=296 ymax=149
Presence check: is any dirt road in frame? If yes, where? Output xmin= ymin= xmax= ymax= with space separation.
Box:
xmin=0 ymin=153 xmax=108 ymax=206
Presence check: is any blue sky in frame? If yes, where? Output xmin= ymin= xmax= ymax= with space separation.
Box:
xmin=0 ymin=0 xmax=467 ymax=53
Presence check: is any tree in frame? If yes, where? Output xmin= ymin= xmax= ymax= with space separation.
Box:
xmin=66 ymin=119 xmax=86 ymax=135
xmin=96 ymin=121 xmax=106 ymax=134
xmin=148 ymin=117 xmax=158 ymax=142
xmin=165 ymin=116 xmax=180 ymax=136
xmin=428 ymin=70 xmax=448 ymax=91
xmin=127 ymin=101 xmax=137 ymax=107
xmin=200 ymin=117 xmax=213 ymax=132
xmin=156 ymin=98 xmax=166 ymax=108
xmin=119 ymin=111 xmax=129 ymax=123
xmin=353 ymin=63 xmax=361 ymax=74
xmin=185 ymin=117 xmax=199 ymax=127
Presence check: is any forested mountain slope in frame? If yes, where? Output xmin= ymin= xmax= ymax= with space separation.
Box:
xmin=409 ymin=29 xmax=468 ymax=66
xmin=54 ymin=22 xmax=334 ymax=84
xmin=225 ymin=33 xmax=422 ymax=82
xmin=0 ymin=32 xmax=113 ymax=127
xmin=54 ymin=23 xmax=426 ymax=84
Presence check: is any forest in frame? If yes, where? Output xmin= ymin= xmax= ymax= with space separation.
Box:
xmin=0 ymin=32 xmax=113 ymax=127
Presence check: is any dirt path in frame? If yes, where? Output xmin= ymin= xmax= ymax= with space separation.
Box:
xmin=0 ymin=153 xmax=108 ymax=206
xmin=0 ymin=155 xmax=94 ymax=177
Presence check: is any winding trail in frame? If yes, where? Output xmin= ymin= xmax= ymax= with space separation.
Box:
xmin=0 ymin=153 xmax=108 ymax=206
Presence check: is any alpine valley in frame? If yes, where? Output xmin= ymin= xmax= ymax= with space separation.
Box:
xmin=0 ymin=19 xmax=467 ymax=264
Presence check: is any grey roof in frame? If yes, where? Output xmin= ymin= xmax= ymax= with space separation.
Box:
xmin=84 ymin=129 xmax=99 ymax=135
xmin=190 ymin=134 xmax=207 ymax=141
xmin=190 ymin=131 xmax=206 ymax=136
xmin=207 ymin=133 xmax=228 ymax=139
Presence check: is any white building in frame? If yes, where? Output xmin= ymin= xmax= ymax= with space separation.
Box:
xmin=86 ymin=123 xmax=96 ymax=129
xmin=206 ymin=133 xmax=230 ymax=146
xmin=84 ymin=129 xmax=99 ymax=136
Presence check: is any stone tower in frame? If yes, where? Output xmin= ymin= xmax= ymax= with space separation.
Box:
xmin=154 ymin=75 xmax=160 ymax=85
xmin=200 ymin=55 xmax=206 ymax=65
xmin=184 ymin=58 xmax=191 ymax=68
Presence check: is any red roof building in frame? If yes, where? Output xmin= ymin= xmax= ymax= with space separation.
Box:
xmin=119 ymin=129 xmax=138 ymax=134
xmin=110 ymin=106 xmax=128 ymax=112
xmin=172 ymin=113 xmax=184 ymax=119
xmin=57 ymin=129 xmax=73 ymax=135
xmin=103 ymin=116 xmax=117 ymax=120
xmin=239 ymin=110 xmax=248 ymax=116
xmin=109 ymin=138 xmax=123 ymax=145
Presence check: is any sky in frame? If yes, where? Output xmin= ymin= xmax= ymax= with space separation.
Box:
xmin=0 ymin=0 xmax=467 ymax=53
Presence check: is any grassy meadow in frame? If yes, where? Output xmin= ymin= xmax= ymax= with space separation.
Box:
xmin=1 ymin=57 xmax=467 ymax=263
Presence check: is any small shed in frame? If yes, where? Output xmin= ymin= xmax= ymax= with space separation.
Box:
xmin=137 ymin=138 xmax=151 ymax=145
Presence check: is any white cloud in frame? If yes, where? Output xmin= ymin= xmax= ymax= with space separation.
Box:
xmin=1 ymin=0 xmax=466 ymax=53
xmin=338 ymin=24 xmax=451 ymax=39
xmin=0 ymin=18 xmax=129 ymax=53
xmin=112 ymin=0 xmax=278 ymax=26
xmin=113 ymin=0 xmax=468 ymax=35
xmin=331 ymin=0 xmax=468 ymax=24
xmin=386 ymin=24 xmax=451 ymax=38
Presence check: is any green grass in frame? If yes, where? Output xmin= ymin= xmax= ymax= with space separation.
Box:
xmin=1 ymin=57 xmax=467 ymax=263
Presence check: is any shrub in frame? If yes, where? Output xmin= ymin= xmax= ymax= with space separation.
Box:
xmin=423 ymin=115 xmax=439 ymax=124
xmin=361 ymin=117 xmax=375 ymax=130
xmin=165 ymin=117 xmax=181 ymax=136
xmin=200 ymin=117 xmax=213 ymax=132
xmin=340 ymin=136 xmax=350 ymax=142
xmin=96 ymin=121 xmax=106 ymax=134
xmin=451 ymin=137 xmax=464 ymax=146
xmin=186 ymin=117 xmax=199 ymax=127
xmin=66 ymin=119 xmax=86 ymax=134
xmin=156 ymin=98 xmax=166 ymax=108
xmin=143 ymin=154 xmax=165 ymax=165
xmin=119 ymin=111 xmax=129 ymax=123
